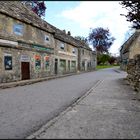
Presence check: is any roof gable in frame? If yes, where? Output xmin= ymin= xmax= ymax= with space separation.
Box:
xmin=120 ymin=30 xmax=140 ymax=53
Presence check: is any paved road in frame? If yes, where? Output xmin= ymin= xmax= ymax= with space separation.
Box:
xmin=28 ymin=68 xmax=140 ymax=139
xmin=0 ymin=67 xmax=124 ymax=138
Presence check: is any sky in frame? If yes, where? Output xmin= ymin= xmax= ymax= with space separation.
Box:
xmin=44 ymin=1 xmax=134 ymax=56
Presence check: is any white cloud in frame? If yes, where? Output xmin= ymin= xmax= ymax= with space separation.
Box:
xmin=60 ymin=1 xmax=132 ymax=55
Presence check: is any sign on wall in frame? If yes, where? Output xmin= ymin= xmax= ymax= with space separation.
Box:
xmin=32 ymin=45 xmax=53 ymax=53
xmin=20 ymin=55 xmax=30 ymax=62
xmin=45 ymin=56 xmax=50 ymax=70
xmin=35 ymin=55 xmax=41 ymax=70
xmin=4 ymin=54 xmax=12 ymax=70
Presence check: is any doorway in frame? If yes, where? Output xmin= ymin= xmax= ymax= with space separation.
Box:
xmin=68 ymin=60 xmax=70 ymax=71
xmin=21 ymin=62 xmax=30 ymax=80
xmin=54 ymin=59 xmax=58 ymax=75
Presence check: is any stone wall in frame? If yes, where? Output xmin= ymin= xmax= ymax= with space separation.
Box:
xmin=78 ymin=48 xmax=96 ymax=71
xmin=127 ymin=54 xmax=140 ymax=91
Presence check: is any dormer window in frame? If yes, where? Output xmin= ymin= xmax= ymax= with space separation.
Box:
xmin=45 ymin=35 xmax=50 ymax=43
xmin=60 ymin=43 xmax=65 ymax=50
xmin=72 ymin=48 xmax=76 ymax=54
xmin=13 ymin=24 xmax=24 ymax=36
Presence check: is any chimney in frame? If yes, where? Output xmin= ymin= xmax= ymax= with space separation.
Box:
xmin=67 ymin=31 xmax=71 ymax=35
xmin=63 ymin=30 xmax=66 ymax=34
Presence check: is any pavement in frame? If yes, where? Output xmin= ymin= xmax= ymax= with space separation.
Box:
xmin=0 ymin=73 xmax=76 ymax=89
xmin=0 ymin=70 xmax=93 ymax=89
xmin=26 ymin=68 xmax=140 ymax=139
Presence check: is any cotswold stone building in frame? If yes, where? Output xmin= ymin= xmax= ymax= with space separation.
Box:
xmin=78 ymin=42 xmax=96 ymax=72
xmin=120 ymin=30 xmax=140 ymax=71
xmin=0 ymin=1 xmax=56 ymax=83
xmin=0 ymin=1 xmax=96 ymax=83
xmin=52 ymin=27 xmax=79 ymax=75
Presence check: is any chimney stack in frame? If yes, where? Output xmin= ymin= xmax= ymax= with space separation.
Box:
xmin=63 ymin=29 xmax=66 ymax=34
xmin=67 ymin=31 xmax=71 ymax=35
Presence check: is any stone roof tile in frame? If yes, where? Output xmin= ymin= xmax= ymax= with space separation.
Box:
xmin=0 ymin=1 xmax=54 ymax=33
xmin=0 ymin=1 xmax=92 ymax=51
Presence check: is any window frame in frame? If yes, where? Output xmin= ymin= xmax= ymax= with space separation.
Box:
xmin=45 ymin=35 xmax=50 ymax=43
xmin=13 ymin=23 xmax=24 ymax=36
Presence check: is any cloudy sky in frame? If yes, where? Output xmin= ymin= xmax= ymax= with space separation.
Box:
xmin=44 ymin=1 xmax=133 ymax=56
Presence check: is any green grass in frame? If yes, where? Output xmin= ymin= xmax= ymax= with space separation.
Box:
xmin=96 ymin=65 xmax=119 ymax=70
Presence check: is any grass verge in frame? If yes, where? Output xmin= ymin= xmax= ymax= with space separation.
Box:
xmin=96 ymin=65 xmax=119 ymax=70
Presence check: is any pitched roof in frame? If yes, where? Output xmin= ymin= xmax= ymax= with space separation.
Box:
xmin=0 ymin=1 xmax=93 ymax=51
xmin=0 ymin=1 xmax=54 ymax=33
xmin=120 ymin=30 xmax=140 ymax=53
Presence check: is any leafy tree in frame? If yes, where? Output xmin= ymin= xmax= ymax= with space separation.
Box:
xmin=120 ymin=1 xmax=140 ymax=29
xmin=75 ymin=36 xmax=89 ymax=46
xmin=88 ymin=27 xmax=115 ymax=54
xmin=97 ymin=54 xmax=110 ymax=65
xmin=22 ymin=0 xmax=46 ymax=17
xmin=108 ymin=56 xmax=116 ymax=65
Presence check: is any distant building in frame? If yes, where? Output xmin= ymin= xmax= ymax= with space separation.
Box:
xmin=78 ymin=42 xmax=96 ymax=71
xmin=120 ymin=30 xmax=140 ymax=71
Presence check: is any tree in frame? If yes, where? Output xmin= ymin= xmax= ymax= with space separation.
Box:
xmin=97 ymin=54 xmax=110 ymax=65
xmin=88 ymin=27 xmax=115 ymax=54
xmin=75 ymin=36 xmax=89 ymax=46
xmin=108 ymin=56 xmax=116 ymax=65
xmin=22 ymin=0 xmax=46 ymax=17
xmin=120 ymin=1 xmax=140 ymax=29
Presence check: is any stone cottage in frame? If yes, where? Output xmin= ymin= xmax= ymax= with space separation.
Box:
xmin=50 ymin=26 xmax=80 ymax=75
xmin=0 ymin=1 xmax=96 ymax=84
xmin=78 ymin=41 xmax=96 ymax=72
xmin=0 ymin=1 xmax=56 ymax=83
xmin=120 ymin=30 xmax=140 ymax=71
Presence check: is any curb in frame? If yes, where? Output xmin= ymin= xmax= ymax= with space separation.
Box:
xmin=26 ymin=80 xmax=102 ymax=139
xmin=0 ymin=70 xmax=96 ymax=89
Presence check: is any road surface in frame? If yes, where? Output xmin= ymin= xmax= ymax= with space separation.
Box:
xmin=0 ymin=67 xmax=126 ymax=138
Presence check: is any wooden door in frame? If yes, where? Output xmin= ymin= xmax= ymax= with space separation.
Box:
xmin=21 ymin=62 xmax=30 ymax=80
xmin=54 ymin=59 xmax=58 ymax=75
xmin=68 ymin=60 xmax=70 ymax=71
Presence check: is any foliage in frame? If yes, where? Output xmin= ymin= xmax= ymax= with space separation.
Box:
xmin=96 ymin=65 xmax=118 ymax=70
xmin=75 ymin=36 xmax=89 ymax=46
xmin=97 ymin=54 xmax=110 ymax=65
xmin=97 ymin=53 xmax=119 ymax=65
xmin=120 ymin=1 xmax=140 ymax=29
xmin=88 ymin=27 xmax=115 ymax=53
xmin=22 ymin=0 xmax=46 ymax=17
xmin=108 ymin=56 xmax=116 ymax=65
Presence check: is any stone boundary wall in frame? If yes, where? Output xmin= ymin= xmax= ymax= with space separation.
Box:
xmin=127 ymin=54 xmax=140 ymax=91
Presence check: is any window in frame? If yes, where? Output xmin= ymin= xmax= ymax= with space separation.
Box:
xmin=88 ymin=62 xmax=91 ymax=68
xmin=71 ymin=61 xmax=76 ymax=68
xmin=45 ymin=35 xmax=50 ymax=42
xmin=13 ymin=24 xmax=24 ymax=36
xmin=72 ymin=48 xmax=76 ymax=54
xmin=82 ymin=61 xmax=85 ymax=68
xmin=4 ymin=55 xmax=12 ymax=70
xmin=60 ymin=43 xmax=65 ymax=50
xmin=60 ymin=59 xmax=66 ymax=67
xmin=60 ymin=59 xmax=66 ymax=72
